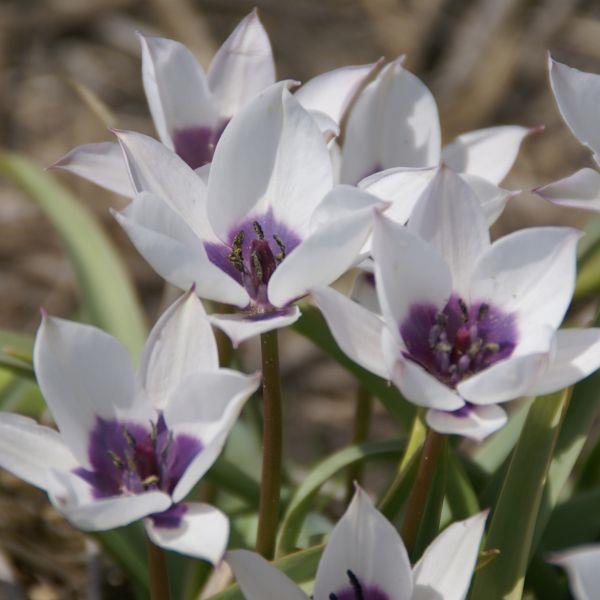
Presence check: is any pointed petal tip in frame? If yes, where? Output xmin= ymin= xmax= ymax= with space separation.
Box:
xmin=39 ymin=307 xmax=48 ymax=320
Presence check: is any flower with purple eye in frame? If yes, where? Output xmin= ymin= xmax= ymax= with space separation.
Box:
xmin=313 ymin=166 xmax=600 ymax=441
xmin=105 ymin=82 xmax=384 ymax=346
xmin=0 ymin=291 xmax=260 ymax=562
xmin=50 ymin=10 xmax=377 ymax=199
xmin=227 ymin=485 xmax=488 ymax=600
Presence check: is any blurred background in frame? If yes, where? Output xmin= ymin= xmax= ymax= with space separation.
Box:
xmin=0 ymin=0 xmax=599 ymax=597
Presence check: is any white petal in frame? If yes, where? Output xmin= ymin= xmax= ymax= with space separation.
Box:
xmin=527 ymin=328 xmax=600 ymax=396
xmin=351 ymin=266 xmax=381 ymax=314
xmin=113 ymin=192 xmax=249 ymax=307
xmin=372 ymin=212 xmax=452 ymax=336
xmin=207 ymin=307 xmax=301 ymax=348
xmin=314 ymin=485 xmax=413 ymax=599
xmin=0 ymin=413 xmax=77 ymax=491
xmin=139 ymin=289 xmax=219 ymax=407
xmin=426 ymin=405 xmax=507 ymax=442
xmin=408 ymin=166 xmax=490 ymax=297
xmin=457 ymin=324 xmax=555 ymax=405
xmin=295 ymin=62 xmax=376 ymax=125
xmin=139 ymin=33 xmax=218 ymax=147
xmin=442 ymin=125 xmax=535 ymax=184
xmin=207 ymin=83 xmax=333 ymax=240
xmin=460 ymin=173 xmax=514 ymax=225
xmin=534 ymin=168 xmax=600 ymax=212
xmin=145 ymin=502 xmax=229 ymax=563
xmin=382 ymin=329 xmax=464 ymax=411
xmin=470 ymin=227 xmax=581 ymax=330
xmin=165 ymin=369 xmax=261 ymax=502
xmin=312 ymin=286 xmax=387 ymax=379
xmin=49 ymin=142 xmax=132 ymax=197
xmin=55 ymin=480 xmax=172 ymax=531
xmin=413 ymin=510 xmax=488 ymax=600
xmin=227 ymin=550 xmax=308 ymax=600
xmin=341 ymin=59 xmax=441 ymax=184
xmin=359 ymin=167 xmax=437 ymax=225
xmin=549 ymin=56 xmax=600 ymax=158
xmin=550 ymin=545 xmax=600 ymax=600
xmin=207 ymin=10 xmax=275 ymax=118
xmin=268 ymin=195 xmax=381 ymax=307
xmin=113 ymin=129 xmax=213 ymax=240
xmin=33 ymin=315 xmax=140 ymax=463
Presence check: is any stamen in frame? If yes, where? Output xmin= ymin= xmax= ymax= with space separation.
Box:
xmin=329 ymin=595 xmax=338 ymax=600
xmin=122 ymin=427 xmax=136 ymax=448
xmin=253 ymin=221 xmax=265 ymax=240
xmin=150 ymin=420 xmax=158 ymax=444
xmin=477 ymin=303 xmax=489 ymax=321
xmin=273 ymin=233 xmax=286 ymax=262
xmin=458 ymin=298 xmax=469 ymax=321
xmin=142 ymin=475 xmax=159 ymax=487
xmin=108 ymin=450 xmax=123 ymax=469
xmin=347 ymin=570 xmax=364 ymax=600
xmin=228 ymin=231 xmax=245 ymax=272
xmin=435 ymin=341 xmax=452 ymax=353
xmin=485 ymin=342 xmax=500 ymax=353
xmin=435 ymin=312 xmax=448 ymax=327
xmin=161 ymin=431 xmax=174 ymax=462
xmin=429 ymin=324 xmax=441 ymax=348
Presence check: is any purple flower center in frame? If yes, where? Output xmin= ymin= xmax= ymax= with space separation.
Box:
xmin=204 ymin=210 xmax=301 ymax=313
xmin=172 ymin=122 xmax=228 ymax=170
xmin=329 ymin=570 xmax=389 ymax=600
xmin=400 ymin=295 xmax=518 ymax=387
xmin=75 ymin=414 xmax=202 ymax=500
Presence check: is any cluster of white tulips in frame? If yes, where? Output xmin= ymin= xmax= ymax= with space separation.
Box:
xmin=2 ymin=9 xmax=600 ymax=599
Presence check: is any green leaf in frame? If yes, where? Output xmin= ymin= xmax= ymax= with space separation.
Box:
xmin=0 ymin=329 xmax=34 ymax=379
xmin=469 ymin=389 xmax=571 ymax=600
xmin=446 ymin=450 xmax=480 ymax=521
xmin=277 ymin=439 xmax=404 ymax=556
xmin=210 ymin=544 xmax=324 ymax=600
xmin=292 ymin=306 xmax=414 ymax=428
xmin=0 ymin=153 xmax=147 ymax=355
xmin=206 ymin=458 xmax=260 ymax=507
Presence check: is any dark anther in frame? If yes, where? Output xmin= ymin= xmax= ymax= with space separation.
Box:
xmin=435 ymin=312 xmax=448 ymax=326
xmin=251 ymin=251 xmax=263 ymax=282
xmin=125 ymin=452 xmax=137 ymax=472
xmin=347 ymin=570 xmax=364 ymax=600
xmin=477 ymin=303 xmax=490 ymax=321
xmin=253 ymin=221 xmax=265 ymax=240
xmin=228 ymin=231 xmax=245 ymax=272
xmin=273 ymin=233 xmax=286 ymax=262
xmin=485 ymin=342 xmax=500 ymax=353
xmin=161 ymin=431 xmax=174 ymax=462
xmin=429 ymin=324 xmax=441 ymax=348
xmin=458 ymin=298 xmax=469 ymax=321
xmin=329 ymin=595 xmax=338 ymax=600
xmin=468 ymin=338 xmax=483 ymax=358
xmin=150 ymin=420 xmax=158 ymax=444
xmin=108 ymin=450 xmax=123 ymax=469
xmin=142 ymin=475 xmax=159 ymax=488
xmin=122 ymin=427 xmax=136 ymax=448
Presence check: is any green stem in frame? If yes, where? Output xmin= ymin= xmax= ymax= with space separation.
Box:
xmin=256 ymin=329 xmax=283 ymax=559
xmin=146 ymin=537 xmax=170 ymax=600
xmin=400 ymin=428 xmax=444 ymax=555
xmin=345 ymin=386 xmax=373 ymax=503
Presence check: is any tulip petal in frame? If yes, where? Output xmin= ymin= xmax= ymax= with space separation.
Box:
xmin=145 ymin=502 xmax=229 ymax=563
xmin=139 ymin=290 xmax=219 ymax=406
xmin=551 ymin=545 xmax=600 ymax=600
xmin=166 ymin=369 xmax=261 ymax=502
xmin=426 ymin=404 xmax=507 ymax=441
xmin=207 ymin=10 xmax=275 ymax=118
xmin=549 ymin=56 xmax=600 ymax=159
xmin=527 ymin=328 xmax=600 ymax=396
xmin=227 ymin=550 xmax=308 ymax=600
xmin=268 ymin=195 xmax=380 ymax=307
xmin=408 ymin=166 xmax=490 ymax=297
xmin=372 ymin=212 xmax=452 ymax=336
xmin=49 ymin=141 xmax=132 ymax=197
xmin=0 ymin=413 xmax=77 ymax=491
xmin=113 ymin=192 xmax=249 ymax=307
xmin=139 ymin=33 xmax=219 ymax=148
xmin=470 ymin=227 xmax=581 ymax=330
xmin=313 ymin=485 xmax=413 ymax=600
xmin=442 ymin=125 xmax=535 ymax=185
xmin=341 ymin=59 xmax=441 ymax=184
xmin=207 ymin=83 xmax=333 ymax=241
xmin=295 ymin=62 xmax=376 ymax=125
xmin=412 ymin=510 xmax=488 ymax=599
xmin=312 ymin=285 xmax=387 ymax=379
xmin=534 ymin=168 xmax=600 ymax=212
xmin=34 ymin=315 xmax=140 ymax=463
